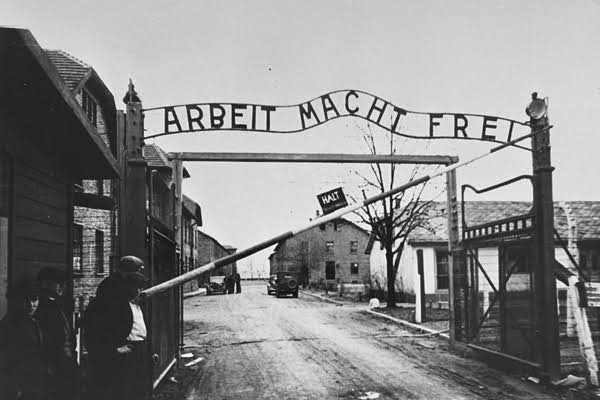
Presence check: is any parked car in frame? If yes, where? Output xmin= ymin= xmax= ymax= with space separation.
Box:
xmin=205 ymin=281 xmax=226 ymax=295
xmin=273 ymin=273 xmax=299 ymax=298
xmin=267 ymin=275 xmax=277 ymax=295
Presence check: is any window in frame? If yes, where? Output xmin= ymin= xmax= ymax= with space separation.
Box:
xmin=333 ymin=222 xmax=338 ymax=231
xmin=350 ymin=241 xmax=358 ymax=254
xmin=325 ymin=261 xmax=336 ymax=279
xmin=435 ymin=249 xmax=449 ymax=290
xmin=95 ymin=230 xmax=104 ymax=274
xmin=300 ymin=241 xmax=309 ymax=253
xmin=580 ymin=246 xmax=600 ymax=271
xmin=326 ymin=241 xmax=334 ymax=252
xmin=319 ymin=224 xmax=326 ymax=231
xmin=73 ymin=224 xmax=83 ymax=273
xmin=501 ymin=245 xmax=530 ymax=274
xmin=350 ymin=262 xmax=359 ymax=274
xmin=82 ymin=89 xmax=98 ymax=126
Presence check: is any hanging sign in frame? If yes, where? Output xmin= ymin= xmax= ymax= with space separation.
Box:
xmin=317 ymin=187 xmax=348 ymax=215
xmin=143 ymin=89 xmax=529 ymax=144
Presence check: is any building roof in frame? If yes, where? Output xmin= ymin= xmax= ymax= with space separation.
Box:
xmin=407 ymin=201 xmax=600 ymax=244
xmin=0 ymin=27 xmax=119 ymax=178
xmin=143 ymin=143 xmax=191 ymax=177
xmin=44 ymin=50 xmax=90 ymax=91
xmin=197 ymin=230 xmax=234 ymax=254
xmin=45 ymin=49 xmax=118 ymax=157
xmin=182 ymin=194 xmax=202 ymax=226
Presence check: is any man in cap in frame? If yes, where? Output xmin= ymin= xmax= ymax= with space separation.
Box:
xmin=35 ymin=267 xmax=81 ymax=399
xmin=0 ymin=279 xmax=47 ymax=400
xmin=83 ymin=255 xmax=149 ymax=400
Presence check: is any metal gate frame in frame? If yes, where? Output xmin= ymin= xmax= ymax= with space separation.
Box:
xmin=458 ymin=175 xmax=543 ymax=369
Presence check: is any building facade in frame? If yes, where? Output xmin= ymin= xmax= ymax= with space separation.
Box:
xmin=269 ymin=217 xmax=371 ymax=287
xmin=369 ymin=201 xmax=600 ymax=305
xmin=182 ymin=194 xmax=202 ymax=292
xmin=197 ymin=230 xmax=237 ymax=284
xmin=45 ymin=49 xmax=120 ymax=313
xmin=0 ymin=28 xmax=119 ymax=319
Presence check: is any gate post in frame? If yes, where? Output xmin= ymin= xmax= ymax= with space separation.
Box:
xmin=447 ymin=168 xmax=461 ymax=344
xmin=119 ymin=81 xmax=148 ymax=264
xmin=528 ymin=92 xmax=560 ymax=378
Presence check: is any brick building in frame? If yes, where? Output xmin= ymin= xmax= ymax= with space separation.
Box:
xmin=269 ymin=217 xmax=371 ymax=287
xmin=197 ymin=230 xmax=237 ymax=284
xmin=181 ymin=194 xmax=202 ymax=292
xmin=45 ymin=49 xmax=120 ymax=312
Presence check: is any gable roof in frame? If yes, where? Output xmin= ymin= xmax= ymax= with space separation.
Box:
xmin=197 ymin=230 xmax=234 ymax=254
xmin=44 ymin=50 xmax=91 ymax=91
xmin=0 ymin=27 xmax=118 ymax=178
xmin=407 ymin=201 xmax=600 ymax=244
xmin=143 ymin=143 xmax=191 ymax=177
xmin=182 ymin=194 xmax=202 ymax=226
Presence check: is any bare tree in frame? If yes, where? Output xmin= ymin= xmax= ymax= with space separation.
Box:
xmin=351 ymin=124 xmax=442 ymax=308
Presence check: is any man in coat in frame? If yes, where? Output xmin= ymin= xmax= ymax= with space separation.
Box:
xmin=35 ymin=267 xmax=81 ymax=400
xmin=84 ymin=255 xmax=149 ymax=400
xmin=0 ymin=280 xmax=47 ymax=400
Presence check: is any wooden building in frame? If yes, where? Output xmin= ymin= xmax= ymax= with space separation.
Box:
xmin=0 ymin=28 xmax=119 ymax=318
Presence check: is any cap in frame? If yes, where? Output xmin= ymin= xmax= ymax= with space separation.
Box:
xmin=37 ymin=267 xmax=66 ymax=283
xmin=9 ymin=280 xmax=40 ymax=299
xmin=118 ymin=256 xmax=145 ymax=274
xmin=125 ymin=272 xmax=149 ymax=288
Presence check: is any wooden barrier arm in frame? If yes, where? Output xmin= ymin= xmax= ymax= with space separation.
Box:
xmin=141 ymin=127 xmax=550 ymax=298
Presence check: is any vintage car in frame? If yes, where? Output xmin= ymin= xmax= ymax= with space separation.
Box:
xmin=267 ymin=275 xmax=278 ymax=295
xmin=205 ymin=281 xmax=226 ymax=296
xmin=272 ymin=273 xmax=299 ymax=298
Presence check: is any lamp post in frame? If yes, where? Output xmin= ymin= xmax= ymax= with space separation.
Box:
xmin=527 ymin=92 xmax=560 ymax=379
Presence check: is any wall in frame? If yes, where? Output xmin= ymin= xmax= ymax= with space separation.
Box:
xmin=271 ymin=219 xmax=371 ymax=286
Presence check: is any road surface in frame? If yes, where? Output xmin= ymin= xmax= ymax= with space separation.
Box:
xmin=181 ymin=281 xmax=561 ymax=400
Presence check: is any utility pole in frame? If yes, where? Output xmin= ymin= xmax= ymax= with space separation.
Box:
xmin=527 ymin=92 xmax=560 ymax=379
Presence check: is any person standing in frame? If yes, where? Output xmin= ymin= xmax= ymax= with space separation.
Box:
xmin=235 ymin=272 xmax=242 ymax=294
xmin=225 ymin=274 xmax=235 ymax=294
xmin=0 ymin=280 xmax=47 ymax=400
xmin=35 ymin=267 xmax=81 ymax=400
xmin=83 ymin=255 xmax=149 ymax=400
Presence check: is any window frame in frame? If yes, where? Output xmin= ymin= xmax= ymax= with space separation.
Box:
xmin=350 ymin=240 xmax=358 ymax=254
xmin=326 ymin=241 xmax=334 ymax=252
xmin=95 ymin=229 xmax=104 ymax=274
xmin=73 ymin=224 xmax=84 ymax=273
xmin=435 ymin=248 xmax=450 ymax=291
xmin=325 ymin=261 xmax=336 ymax=280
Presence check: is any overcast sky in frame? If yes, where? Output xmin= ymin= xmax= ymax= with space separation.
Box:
xmin=3 ymin=0 xmax=600 ymax=276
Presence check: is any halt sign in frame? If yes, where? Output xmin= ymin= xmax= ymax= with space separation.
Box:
xmin=317 ymin=187 xmax=348 ymax=215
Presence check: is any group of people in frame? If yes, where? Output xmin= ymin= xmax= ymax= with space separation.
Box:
xmin=224 ymin=272 xmax=242 ymax=294
xmin=0 ymin=255 xmax=149 ymax=400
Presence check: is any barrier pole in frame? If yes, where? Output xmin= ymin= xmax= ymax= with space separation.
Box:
xmin=141 ymin=127 xmax=550 ymax=298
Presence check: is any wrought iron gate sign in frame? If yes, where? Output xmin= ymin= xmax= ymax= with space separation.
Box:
xmin=143 ymin=89 xmax=529 ymax=142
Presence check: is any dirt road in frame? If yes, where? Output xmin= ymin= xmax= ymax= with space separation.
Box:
xmin=181 ymin=281 xmax=562 ymax=400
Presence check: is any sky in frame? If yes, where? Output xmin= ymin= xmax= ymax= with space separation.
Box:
xmin=3 ymin=0 xmax=600 ymax=277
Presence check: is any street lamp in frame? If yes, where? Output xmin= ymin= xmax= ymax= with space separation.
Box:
xmin=525 ymin=92 xmax=547 ymax=120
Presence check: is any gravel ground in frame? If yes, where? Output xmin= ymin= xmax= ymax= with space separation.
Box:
xmin=152 ymin=282 xmax=568 ymax=400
